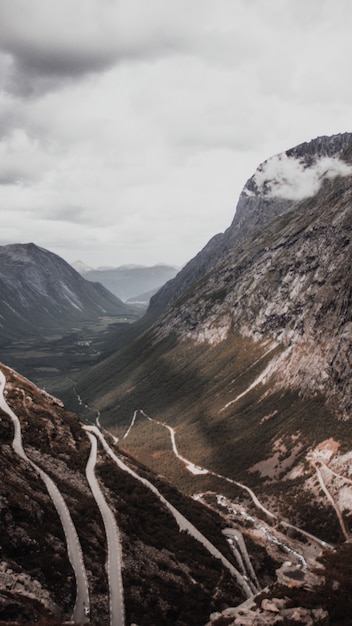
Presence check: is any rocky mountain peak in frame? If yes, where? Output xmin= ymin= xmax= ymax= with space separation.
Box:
xmin=145 ymin=134 xmax=352 ymax=417
xmin=149 ymin=133 xmax=352 ymax=316
xmin=243 ymin=132 xmax=352 ymax=201
xmin=226 ymin=132 xmax=352 ymax=247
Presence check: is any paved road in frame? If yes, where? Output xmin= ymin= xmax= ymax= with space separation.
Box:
xmin=223 ymin=528 xmax=260 ymax=593
xmin=136 ymin=408 xmax=332 ymax=551
xmin=85 ymin=431 xmax=125 ymax=626
xmin=312 ymin=460 xmax=350 ymax=542
xmin=87 ymin=425 xmax=253 ymax=599
xmin=0 ymin=370 xmax=90 ymax=623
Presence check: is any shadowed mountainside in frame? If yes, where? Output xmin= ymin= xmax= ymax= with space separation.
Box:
xmin=0 ymin=243 xmax=136 ymax=346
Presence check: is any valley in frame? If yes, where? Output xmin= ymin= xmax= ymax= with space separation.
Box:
xmin=1 ymin=133 xmax=352 ymax=625
xmin=0 ymin=314 xmax=140 ymax=409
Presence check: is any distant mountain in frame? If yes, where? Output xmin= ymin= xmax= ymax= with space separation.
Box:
xmin=74 ymin=263 xmax=179 ymax=302
xmin=71 ymin=259 xmax=93 ymax=274
xmin=126 ymin=286 xmax=162 ymax=304
xmin=0 ymin=243 xmax=134 ymax=345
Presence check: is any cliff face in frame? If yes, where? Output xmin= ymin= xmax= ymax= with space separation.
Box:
xmin=154 ymin=175 xmax=352 ymax=416
xmin=147 ymin=134 xmax=352 ymax=416
xmin=150 ymin=133 xmax=352 ymax=316
xmin=75 ymin=134 xmax=352 ymax=559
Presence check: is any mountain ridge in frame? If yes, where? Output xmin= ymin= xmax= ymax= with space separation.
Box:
xmin=149 ymin=132 xmax=352 ymax=316
xmin=0 ymin=243 xmax=135 ymax=345
xmin=74 ymin=262 xmax=179 ymax=302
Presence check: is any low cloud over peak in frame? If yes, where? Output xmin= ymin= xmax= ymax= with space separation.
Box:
xmin=251 ymin=154 xmax=352 ymax=201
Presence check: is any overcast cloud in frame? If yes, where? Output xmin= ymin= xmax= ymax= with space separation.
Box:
xmin=1 ymin=0 xmax=352 ymax=267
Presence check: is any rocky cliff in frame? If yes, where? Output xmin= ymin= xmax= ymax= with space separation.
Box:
xmin=148 ymin=133 xmax=352 ymax=417
xmin=150 ymin=132 xmax=352 ymax=315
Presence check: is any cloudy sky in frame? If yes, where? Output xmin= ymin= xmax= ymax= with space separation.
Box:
xmin=0 ymin=0 xmax=352 ymax=268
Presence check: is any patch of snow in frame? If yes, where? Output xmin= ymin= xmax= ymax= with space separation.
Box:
xmin=60 ymin=283 xmax=83 ymax=310
xmin=220 ymin=346 xmax=292 ymax=412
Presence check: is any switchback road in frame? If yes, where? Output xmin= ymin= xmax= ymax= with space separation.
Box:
xmin=85 ymin=430 xmax=125 ymax=626
xmin=86 ymin=425 xmax=253 ymax=599
xmin=0 ymin=370 xmax=90 ymax=623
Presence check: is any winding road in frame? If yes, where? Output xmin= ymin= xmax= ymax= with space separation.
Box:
xmin=0 ymin=370 xmax=90 ymax=623
xmin=223 ymin=528 xmax=260 ymax=593
xmin=87 ymin=425 xmax=254 ymax=599
xmin=124 ymin=409 xmax=332 ymax=551
xmin=85 ymin=430 xmax=125 ymax=626
xmin=312 ymin=460 xmax=350 ymax=542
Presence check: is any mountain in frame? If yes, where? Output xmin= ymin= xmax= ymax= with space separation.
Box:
xmin=0 ymin=243 xmax=135 ymax=346
xmin=76 ymin=263 xmax=179 ymax=302
xmin=149 ymin=131 xmax=352 ymax=316
xmin=127 ymin=286 xmax=166 ymax=304
xmin=77 ymin=132 xmax=352 ymax=421
xmin=71 ymin=260 xmax=94 ymax=274
xmin=73 ymin=133 xmax=352 ymax=623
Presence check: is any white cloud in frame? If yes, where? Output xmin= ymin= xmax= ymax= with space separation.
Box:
xmin=253 ymin=154 xmax=352 ymax=200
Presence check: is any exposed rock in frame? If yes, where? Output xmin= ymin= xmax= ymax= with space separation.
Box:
xmin=276 ymin=561 xmax=325 ymax=590
xmin=0 ymin=561 xmax=59 ymax=617
xmin=261 ymin=598 xmax=280 ymax=612
xmin=206 ymin=601 xmax=329 ymax=625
